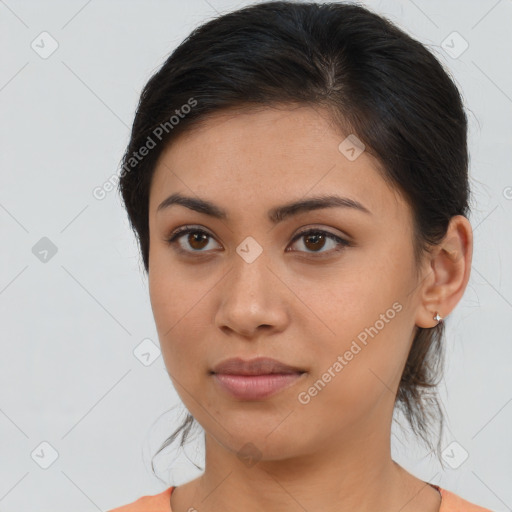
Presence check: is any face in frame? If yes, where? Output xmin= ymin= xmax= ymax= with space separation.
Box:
xmin=148 ymin=105 xmax=424 ymax=461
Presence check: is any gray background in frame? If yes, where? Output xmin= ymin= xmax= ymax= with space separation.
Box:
xmin=1 ymin=0 xmax=511 ymax=511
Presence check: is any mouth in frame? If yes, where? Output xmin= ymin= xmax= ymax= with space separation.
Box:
xmin=210 ymin=357 xmax=307 ymax=400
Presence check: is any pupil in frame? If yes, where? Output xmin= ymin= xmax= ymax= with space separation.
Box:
xmin=306 ymin=234 xmax=324 ymax=251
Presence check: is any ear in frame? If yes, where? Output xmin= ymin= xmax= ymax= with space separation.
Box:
xmin=415 ymin=215 xmax=473 ymax=328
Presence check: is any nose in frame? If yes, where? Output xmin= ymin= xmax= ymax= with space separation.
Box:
xmin=214 ymin=251 xmax=289 ymax=338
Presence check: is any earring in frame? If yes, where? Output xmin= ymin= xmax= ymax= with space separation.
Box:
xmin=433 ymin=312 xmax=443 ymax=323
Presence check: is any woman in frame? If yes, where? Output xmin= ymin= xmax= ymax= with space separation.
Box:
xmin=109 ymin=1 xmax=492 ymax=511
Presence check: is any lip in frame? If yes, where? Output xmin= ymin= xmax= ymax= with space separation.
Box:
xmin=213 ymin=373 xmax=305 ymax=400
xmin=211 ymin=357 xmax=306 ymax=400
xmin=211 ymin=356 xmax=306 ymax=376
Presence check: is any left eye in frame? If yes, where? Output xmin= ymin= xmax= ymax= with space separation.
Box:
xmin=288 ymin=228 xmax=350 ymax=255
xmin=165 ymin=226 xmax=350 ymax=256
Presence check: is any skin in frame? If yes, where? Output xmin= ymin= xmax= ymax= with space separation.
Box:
xmin=147 ymin=104 xmax=473 ymax=512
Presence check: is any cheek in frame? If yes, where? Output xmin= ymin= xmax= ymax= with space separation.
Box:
xmin=149 ymin=252 xmax=195 ymax=328
xmin=148 ymin=266 xmax=212 ymax=378
xmin=303 ymin=288 xmax=409 ymax=410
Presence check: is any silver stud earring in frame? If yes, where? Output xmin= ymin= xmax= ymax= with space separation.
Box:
xmin=433 ymin=312 xmax=443 ymax=323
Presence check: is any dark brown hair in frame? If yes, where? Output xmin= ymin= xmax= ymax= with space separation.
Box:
xmin=117 ymin=1 xmax=470 ymax=474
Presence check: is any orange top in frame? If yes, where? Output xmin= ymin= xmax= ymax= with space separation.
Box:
xmin=107 ymin=484 xmax=494 ymax=512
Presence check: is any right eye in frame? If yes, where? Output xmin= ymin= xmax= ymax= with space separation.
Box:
xmin=165 ymin=226 xmax=222 ymax=255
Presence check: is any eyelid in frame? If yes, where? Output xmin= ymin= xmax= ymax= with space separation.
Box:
xmin=292 ymin=224 xmax=351 ymax=242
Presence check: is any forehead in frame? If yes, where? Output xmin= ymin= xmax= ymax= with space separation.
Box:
xmin=149 ymin=106 xmax=406 ymax=222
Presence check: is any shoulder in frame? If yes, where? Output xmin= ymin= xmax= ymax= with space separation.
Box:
xmin=106 ymin=486 xmax=174 ymax=512
xmin=437 ymin=486 xmax=494 ymax=512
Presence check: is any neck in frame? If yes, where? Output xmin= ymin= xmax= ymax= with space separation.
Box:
xmin=175 ymin=419 xmax=435 ymax=512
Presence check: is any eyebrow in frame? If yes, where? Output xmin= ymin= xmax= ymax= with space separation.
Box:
xmin=156 ymin=192 xmax=372 ymax=223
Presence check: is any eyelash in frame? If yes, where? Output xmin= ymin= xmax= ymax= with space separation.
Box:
xmin=165 ymin=225 xmax=351 ymax=258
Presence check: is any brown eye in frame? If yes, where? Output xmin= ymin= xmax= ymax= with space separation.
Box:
xmin=303 ymin=232 xmax=327 ymax=251
xmin=166 ymin=226 xmax=220 ymax=254
xmin=186 ymin=231 xmax=209 ymax=250
xmin=288 ymin=229 xmax=350 ymax=256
